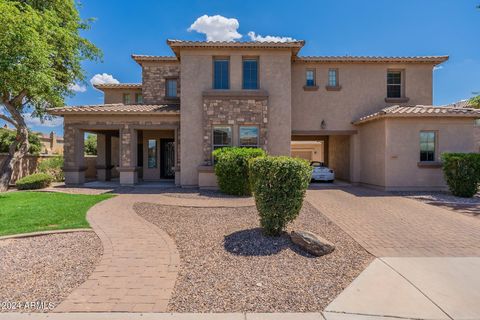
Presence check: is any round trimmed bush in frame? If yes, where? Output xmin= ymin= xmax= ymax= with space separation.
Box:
xmin=249 ymin=156 xmax=312 ymax=236
xmin=16 ymin=173 xmax=52 ymax=190
xmin=212 ymin=147 xmax=266 ymax=196
xmin=38 ymin=156 xmax=64 ymax=182
xmin=442 ymin=153 xmax=480 ymax=197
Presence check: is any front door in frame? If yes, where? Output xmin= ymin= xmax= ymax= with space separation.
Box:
xmin=143 ymin=135 xmax=160 ymax=180
xmin=160 ymin=139 xmax=175 ymax=179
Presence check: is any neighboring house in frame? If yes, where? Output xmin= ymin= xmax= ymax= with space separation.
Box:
xmin=49 ymin=39 xmax=480 ymax=191
xmin=38 ymin=131 xmax=64 ymax=155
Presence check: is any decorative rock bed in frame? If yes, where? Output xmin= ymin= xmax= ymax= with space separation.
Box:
xmin=135 ymin=201 xmax=373 ymax=312
xmin=0 ymin=232 xmax=102 ymax=312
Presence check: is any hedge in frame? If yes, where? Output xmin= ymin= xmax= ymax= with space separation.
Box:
xmin=442 ymin=153 xmax=480 ymax=197
xmin=249 ymin=156 xmax=312 ymax=236
xmin=38 ymin=156 xmax=64 ymax=182
xmin=16 ymin=173 xmax=52 ymax=190
xmin=212 ymin=147 xmax=266 ymax=196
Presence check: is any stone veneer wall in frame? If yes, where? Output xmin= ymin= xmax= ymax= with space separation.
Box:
xmin=202 ymin=97 xmax=268 ymax=163
xmin=142 ymin=63 xmax=181 ymax=104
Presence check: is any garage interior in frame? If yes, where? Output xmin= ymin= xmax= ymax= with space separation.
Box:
xmin=291 ymin=134 xmax=351 ymax=181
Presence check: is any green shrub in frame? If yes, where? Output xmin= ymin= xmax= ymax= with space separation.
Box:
xmin=212 ymin=147 xmax=266 ymax=196
xmin=16 ymin=173 xmax=52 ymax=190
xmin=38 ymin=156 xmax=64 ymax=182
xmin=441 ymin=153 xmax=480 ymax=197
xmin=249 ymin=156 xmax=312 ymax=236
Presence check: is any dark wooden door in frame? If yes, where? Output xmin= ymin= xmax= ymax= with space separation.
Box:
xmin=160 ymin=139 xmax=175 ymax=179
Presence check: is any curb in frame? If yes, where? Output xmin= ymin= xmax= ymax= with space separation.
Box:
xmin=0 ymin=228 xmax=94 ymax=241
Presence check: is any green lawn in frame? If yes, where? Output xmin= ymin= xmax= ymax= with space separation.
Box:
xmin=0 ymin=191 xmax=114 ymax=236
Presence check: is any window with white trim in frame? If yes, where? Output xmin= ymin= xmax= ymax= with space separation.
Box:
xmin=420 ymin=131 xmax=436 ymax=162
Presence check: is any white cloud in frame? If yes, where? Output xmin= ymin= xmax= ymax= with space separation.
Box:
xmin=433 ymin=65 xmax=444 ymax=71
xmin=247 ymin=31 xmax=296 ymax=42
xmin=188 ymin=15 xmax=242 ymax=41
xmin=90 ymin=73 xmax=120 ymax=86
xmin=24 ymin=113 xmax=63 ymax=128
xmin=68 ymin=83 xmax=87 ymax=93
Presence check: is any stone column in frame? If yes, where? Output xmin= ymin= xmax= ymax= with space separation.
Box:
xmin=96 ymin=133 xmax=112 ymax=181
xmin=118 ymin=126 xmax=138 ymax=185
xmin=63 ymin=126 xmax=85 ymax=185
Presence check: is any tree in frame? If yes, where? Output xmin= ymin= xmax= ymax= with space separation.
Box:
xmin=0 ymin=0 xmax=101 ymax=191
xmin=469 ymin=95 xmax=480 ymax=109
xmin=0 ymin=128 xmax=42 ymax=155
xmin=84 ymin=134 xmax=97 ymax=155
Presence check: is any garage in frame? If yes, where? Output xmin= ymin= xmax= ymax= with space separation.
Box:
xmin=291 ymin=134 xmax=351 ymax=181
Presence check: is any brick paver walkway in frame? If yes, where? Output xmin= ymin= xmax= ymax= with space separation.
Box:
xmin=55 ymin=192 xmax=253 ymax=313
xmin=306 ymin=187 xmax=480 ymax=257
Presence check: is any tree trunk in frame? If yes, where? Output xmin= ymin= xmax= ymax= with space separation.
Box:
xmin=0 ymin=102 xmax=29 ymax=192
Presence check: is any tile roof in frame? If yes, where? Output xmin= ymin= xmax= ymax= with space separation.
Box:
xmin=48 ymin=104 xmax=180 ymax=116
xmin=166 ymin=39 xmax=305 ymax=57
xmin=353 ymin=105 xmax=480 ymax=124
xmin=131 ymin=55 xmax=178 ymax=64
xmin=296 ymin=56 xmax=449 ymax=65
xmin=93 ymin=83 xmax=142 ymax=90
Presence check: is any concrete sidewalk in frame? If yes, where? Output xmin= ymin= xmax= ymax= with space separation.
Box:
xmin=326 ymin=257 xmax=480 ymax=320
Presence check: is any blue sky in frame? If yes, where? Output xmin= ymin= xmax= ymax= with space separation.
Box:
xmin=4 ymin=0 xmax=480 ymax=135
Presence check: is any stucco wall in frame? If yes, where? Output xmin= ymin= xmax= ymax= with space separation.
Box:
xmin=179 ymin=48 xmax=293 ymax=186
xmin=329 ymin=135 xmax=350 ymax=181
xmin=358 ymin=120 xmax=386 ymax=187
xmin=291 ymin=63 xmax=434 ymax=131
xmin=384 ymin=117 xmax=476 ymax=190
xmin=103 ymin=88 xmax=143 ymax=104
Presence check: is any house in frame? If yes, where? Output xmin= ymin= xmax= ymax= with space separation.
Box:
xmin=38 ymin=131 xmax=64 ymax=155
xmin=48 ymin=39 xmax=480 ymax=191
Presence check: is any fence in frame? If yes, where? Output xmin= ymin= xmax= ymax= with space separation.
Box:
xmin=0 ymin=154 xmax=97 ymax=184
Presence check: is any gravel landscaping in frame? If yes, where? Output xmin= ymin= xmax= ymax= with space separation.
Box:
xmin=0 ymin=232 xmax=102 ymax=312
xmin=135 ymin=201 xmax=373 ymax=312
xmin=158 ymin=188 xmax=252 ymax=200
xmin=395 ymin=191 xmax=480 ymax=218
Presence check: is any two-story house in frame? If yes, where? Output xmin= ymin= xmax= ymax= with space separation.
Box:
xmin=49 ymin=39 xmax=480 ymax=191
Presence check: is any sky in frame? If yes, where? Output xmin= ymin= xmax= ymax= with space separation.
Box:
xmin=3 ymin=0 xmax=480 ymax=135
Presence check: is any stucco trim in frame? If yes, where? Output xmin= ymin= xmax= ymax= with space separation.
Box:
xmin=303 ymin=85 xmax=319 ymax=91
xmin=385 ymin=97 xmax=409 ymax=103
xmin=417 ymin=161 xmax=442 ymax=168
xmin=325 ymin=85 xmax=342 ymax=91
xmin=202 ymin=89 xmax=269 ymax=99
xmin=197 ymin=165 xmax=215 ymax=173
xmin=292 ymin=130 xmax=358 ymax=136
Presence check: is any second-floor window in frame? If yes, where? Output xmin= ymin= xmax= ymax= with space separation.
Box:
xmin=166 ymin=79 xmax=177 ymax=98
xmin=328 ymin=69 xmax=338 ymax=87
xmin=387 ymin=70 xmax=403 ymax=98
xmin=306 ymin=69 xmax=315 ymax=87
xmin=135 ymin=93 xmax=143 ymax=104
xmin=213 ymin=58 xmax=229 ymax=89
xmin=420 ymin=131 xmax=436 ymax=162
xmin=243 ymin=58 xmax=258 ymax=89
xmin=123 ymin=93 xmax=131 ymax=104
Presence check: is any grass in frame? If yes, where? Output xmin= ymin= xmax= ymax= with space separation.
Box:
xmin=0 ymin=191 xmax=114 ymax=236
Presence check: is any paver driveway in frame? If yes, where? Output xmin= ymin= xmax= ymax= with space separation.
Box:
xmin=306 ymin=186 xmax=480 ymax=257
xmin=54 ymin=191 xmax=253 ymax=313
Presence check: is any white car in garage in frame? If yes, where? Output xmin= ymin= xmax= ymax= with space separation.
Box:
xmin=310 ymin=161 xmax=335 ymax=182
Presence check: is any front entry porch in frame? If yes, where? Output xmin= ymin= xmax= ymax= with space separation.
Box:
xmin=63 ymin=125 xmax=179 ymax=186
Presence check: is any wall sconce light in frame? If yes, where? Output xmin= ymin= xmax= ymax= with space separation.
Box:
xmin=321 ymin=120 xmax=326 ymax=129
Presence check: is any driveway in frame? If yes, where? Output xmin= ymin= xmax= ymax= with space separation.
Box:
xmin=306 ymin=186 xmax=480 ymax=320
xmin=306 ymin=186 xmax=480 ymax=257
